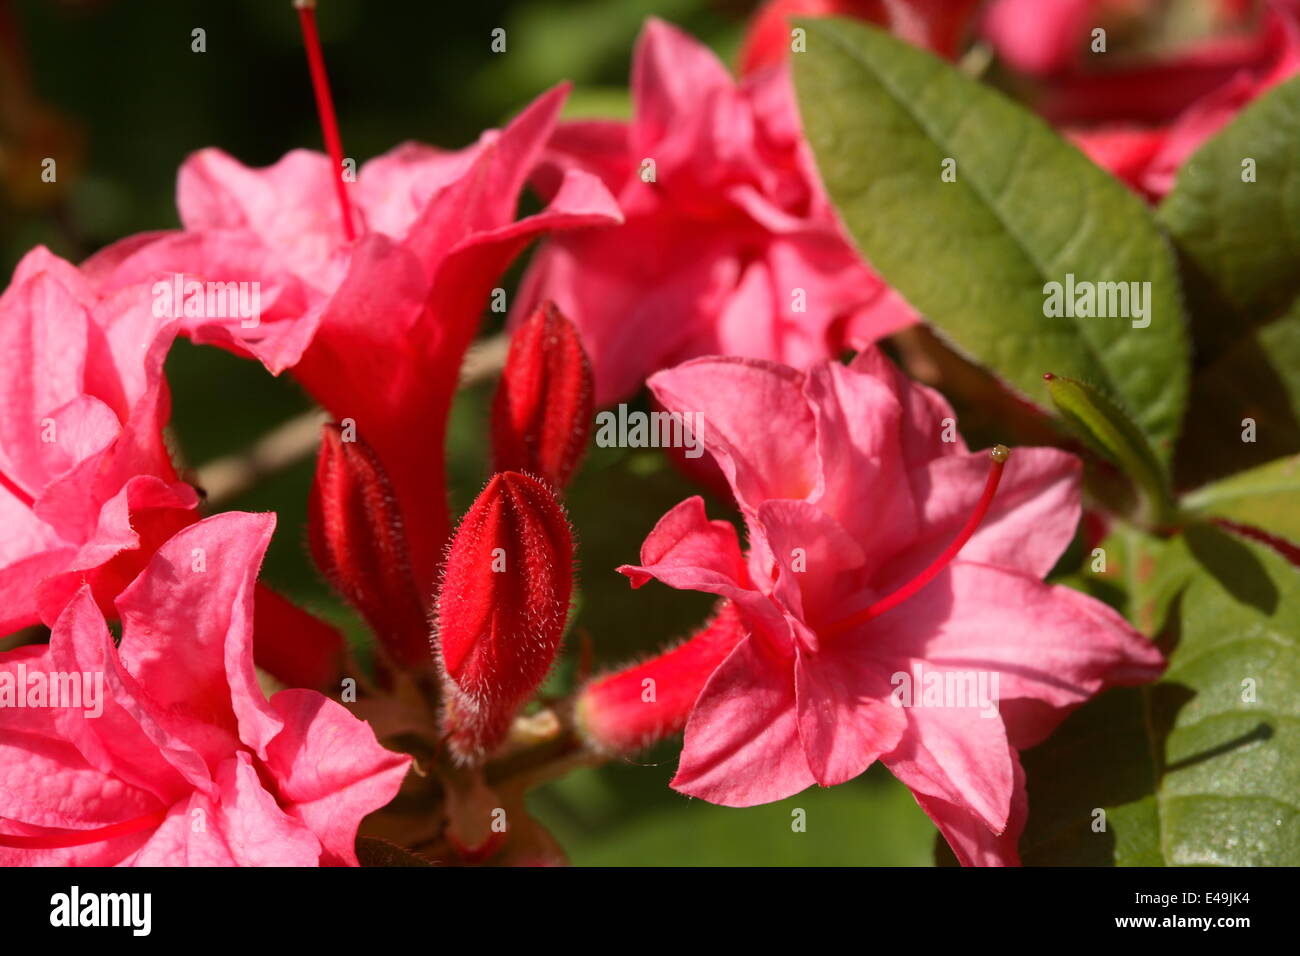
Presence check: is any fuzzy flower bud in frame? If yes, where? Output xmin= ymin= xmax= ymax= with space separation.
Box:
xmin=491 ymin=302 xmax=594 ymax=489
xmin=308 ymin=423 xmax=430 ymax=669
xmin=436 ymin=471 xmax=574 ymax=762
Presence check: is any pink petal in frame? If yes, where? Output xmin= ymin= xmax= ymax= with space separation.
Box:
xmin=649 ymin=356 xmax=820 ymax=514
xmin=515 ymin=217 xmax=738 ymax=406
xmin=672 ymin=633 xmax=816 ymax=806
xmin=631 ymin=19 xmax=735 ymax=159
xmin=45 ymin=587 xmax=198 ymax=803
xmin=980 ymin=0 xmax=1094 ymax=75
xmin=264 ymin=689 xmax=412 ymax=866
xmin=115 ymin=511 xmax=283 ymax=758
xmin=177 ymin=148 xmax=349 ymax=289
xmin=0 ymin=267 xmax=90 ymax=496
xmin=794 ymin=641 xmax=907 ymax=787
xmin=871 ymin=562 xmax=1164 ymax=748
xmin=881 ymin=666 xmax=1015 ymax=833
xmin=910 ymin=746 xmax=1027 ymax=866
xmin=752 ymin=498 xmax=865 ymax=625
xmin=212 ymin=752 xmax=323 ymax=866
xmin=802 ymin=359 xmax=916 ymax=566
xmin=891 ymin=446 xmax=1082 ymax=585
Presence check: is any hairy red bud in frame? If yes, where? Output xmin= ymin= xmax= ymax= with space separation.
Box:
xmin=491 ymin=302 xmax=594 ymax=489
xmin=576 ymin=601 xmax=747 ymax=753
xmin=308 ymin=423 xmax=430 ymax=669
xmin=436 ymin=471 xmax=574 ymax=762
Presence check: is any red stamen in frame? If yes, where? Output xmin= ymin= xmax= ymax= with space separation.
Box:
xmin=821 ymin=445 xmax=1011 ymax=639
xmin=295 ymin=0 xmax=355 ymax=241
xmin=0 ymin=809 xmax=168 ymax=850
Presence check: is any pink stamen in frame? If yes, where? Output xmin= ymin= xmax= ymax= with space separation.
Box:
xmin=821 ymin=445 xmax=1011 ymax=639
xmin=0 ymin=809 xmax=168 ymax=850
xmin=295 ymin=0 xmax=356 ymax=241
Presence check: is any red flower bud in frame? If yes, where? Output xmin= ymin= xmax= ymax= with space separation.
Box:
xmin=491 ymin=302 xmax=594 ymax=489
xmin=308 ymin=423 xmax=430 ymax=669
xmin=576 ymin=601 xmax=747 ymax=753
xmin=436 ymin=471 xmax=574 ymax=762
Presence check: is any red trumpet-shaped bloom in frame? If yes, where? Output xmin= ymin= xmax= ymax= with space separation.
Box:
xmin=435 ymin=472 xmax=574 ymax=763
xmin=491 ymin=302 xmax=594 ymax=490
xmin=308 ymin=424 xmax=430 ymax=670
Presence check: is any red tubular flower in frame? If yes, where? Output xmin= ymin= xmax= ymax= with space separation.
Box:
xmin=577 ymin=601 xmax=748 ymax=753
xmin=491 ymin=301 xmax=594 ymax=490
xmin=308 ymin=423 xmax=430 ymax=669
xmin=436 ymin=472 xmax=574 ymax=763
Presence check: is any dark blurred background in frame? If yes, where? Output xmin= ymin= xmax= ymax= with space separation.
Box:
xmin=0 ymin=0 xmax=937 ymax=865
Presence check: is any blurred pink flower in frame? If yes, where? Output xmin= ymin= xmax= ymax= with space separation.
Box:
xmin=0 ymin=512 xmax=410 ymax=866
xmin=515 ymin=19 xmax=916 ymax=405
xmin=739 ymin=0 xmax=983 ymax=73
xmin=983 ymin=0 xmax=1300 ymax=199
xmin=608 ymin=351 xmax=1163 ymax=865
xmin=739 ymin=0 xmax=1300 ymax=200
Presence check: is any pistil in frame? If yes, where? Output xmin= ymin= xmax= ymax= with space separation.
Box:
xmin=295 ymin=0 xmax=356 ymax=240
xmin=0 ymin=809 xmax=168 ymax=849
xmin=821 ymin=445 xmax=1011 ymax=638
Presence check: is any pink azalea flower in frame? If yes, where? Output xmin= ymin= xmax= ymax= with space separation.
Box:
xmin=0 ymin=247 xmax=197 ymax=636
xmin=0 ymin=248 xmax=345 ymax=690
xmin=0 ymin=511 xmax=410 ymax=866
xmin=588 ymin=351 xmax=1164 ymax=865
xmin=85 ymin=87 xmax=620 ymax=589
xmin=515 ymin=19 xmax=916 ymax=406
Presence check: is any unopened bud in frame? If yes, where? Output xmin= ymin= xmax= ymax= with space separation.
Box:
xmin=492 ymin=302 xmax=594 ymax=489
xmin=436 ymin=471 xmax=574 ymax=762
xmin=308 ymin=424 xmax=429 ymax=669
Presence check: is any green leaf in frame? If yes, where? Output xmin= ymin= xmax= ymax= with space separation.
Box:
xmin=531 ymin=757 xmax=937 ymax=865
xmin=1174 ymin=314 xmax=1300 ymax=487
xmin=1044 ymin=373 xmax=1173 ymax=526
xmin=1158 ymin=75 xmax=1300 ymax=359
xmin=1022 ymin=526 xmax=1300 ymax=865
xmin=1182 ymin=454 xmax=1300 ymax=547
xmin=793 ymin=17 xmax=1189 ymax=462
xmin=1081 ymin=526 xmax=1195 ymax=638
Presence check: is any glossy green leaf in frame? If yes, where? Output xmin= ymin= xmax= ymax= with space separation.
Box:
xmin=793 ymin=17 xmax=1189 ymax=462
xmin=1158 ymin=75 xmax=1300 ymax=359
xmin=1182 ymin=453 xmax=1300 ymax=547
xmin=1174 ymin=314 xmax=1300 ymax=488
xmin=531 ymin=758 xmax=936 ymax=866
xmin=1022 ymin=527 xmax=1299 ymax=865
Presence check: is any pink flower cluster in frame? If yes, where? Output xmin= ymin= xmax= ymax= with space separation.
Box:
xmin=13 ymin=3 xmax=1270 ymax=865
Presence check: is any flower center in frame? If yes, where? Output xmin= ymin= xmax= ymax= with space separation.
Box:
xmin=295 ymin=0 xmax=356 ymax=240
xmin=820 ymin=444 xmax=1011 ymax=639
xmin=0 ymin=810 xmax=168 ymax=850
